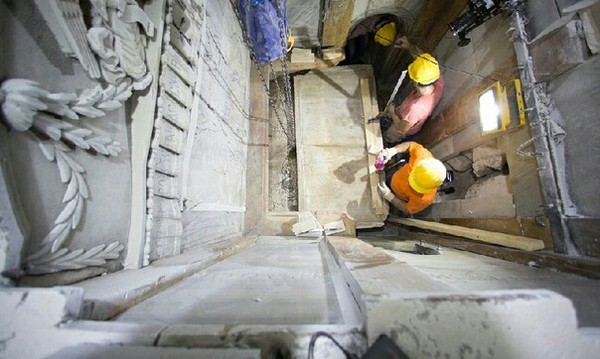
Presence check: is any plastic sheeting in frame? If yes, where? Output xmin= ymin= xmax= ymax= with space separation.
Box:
xmin=237 ymin=0 xmax=288 ymax=64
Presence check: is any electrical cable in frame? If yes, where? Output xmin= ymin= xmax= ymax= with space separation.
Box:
xmin=307 ymin=332 xmax=360 ymax=359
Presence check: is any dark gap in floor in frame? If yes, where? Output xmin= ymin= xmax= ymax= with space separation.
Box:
xmin=268 ymin=76 xmax=298 ymax=211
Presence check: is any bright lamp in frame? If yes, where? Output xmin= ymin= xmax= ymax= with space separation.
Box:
xmin=478 ymin=81 xmax=510 ymax=135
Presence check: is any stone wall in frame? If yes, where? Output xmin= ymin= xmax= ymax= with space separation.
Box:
xmin=178 ymin=0 xmax=251 ymax=251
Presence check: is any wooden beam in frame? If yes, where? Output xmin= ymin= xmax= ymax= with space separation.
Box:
xmin=367 ymin=230 xmax=600 ymax=280
xmin=389 ymin=217 xmax=545 ymax=251
xmin=321 ymin=0 xmax=355 ymax=48
xmin=416 ymin=57 xmax=519 ymax=148
xmin=270 ymin=48 xmax=345 ymax=75
xmin=409 ymin=0 xmax=469 ymax=52
xmin=440 ymin=217 xmax=553 ymax=248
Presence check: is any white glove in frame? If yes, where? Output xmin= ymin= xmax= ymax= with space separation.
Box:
xmin=377 ymin=182 xmax=395 ymax=202
xmin=377 ymin=147 xmax=397 ymax=163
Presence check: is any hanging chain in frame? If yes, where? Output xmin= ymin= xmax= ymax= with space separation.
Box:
xmin=228 ymin=0 xmax=294 ymax=145
xmin=274 ymin=0 xmax=296 ymax=149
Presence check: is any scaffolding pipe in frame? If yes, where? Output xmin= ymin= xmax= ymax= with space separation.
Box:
xmin=510 ymin=11 xmax=579 ymax=255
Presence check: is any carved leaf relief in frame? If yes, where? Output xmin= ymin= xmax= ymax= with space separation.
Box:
xmin=0 ymin=0 xmax=157 ymax=274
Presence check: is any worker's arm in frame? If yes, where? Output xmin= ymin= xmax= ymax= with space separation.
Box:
xmin=377 ymin=182 xmax=410 ymax=213
xmin=386 ymin=103 xmax=412 ymax=136
xmin=377 ymin=141 xmax=415 ymax=164
xmin=395 ymin=35 xmax=423 ymax=58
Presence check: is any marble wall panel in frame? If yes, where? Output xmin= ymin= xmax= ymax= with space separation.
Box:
xmin=153 ymin=172 xmax=180 ymax=199
xmin=158 ymin=120 xmax=186 ymax=154
xmin=162 ymin=94 xmax=190 ymax=130
xmin=151 ymin=218 xmax=184 ymax=238
xmin=152 ymin=197 xmax=182 ymax=219
xmin=153 ymin=147 xmax=181 ymax=176
xmin=172 ymin=0 xmax=202 ymax=45
xmin=163 ymin=69 xmax=193 ymax=108
xmin=170 ymin=27 xmax=197 ymax=66
xmin=164 ymin=47 xmax=195 ymax=86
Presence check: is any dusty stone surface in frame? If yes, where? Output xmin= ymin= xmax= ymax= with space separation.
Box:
xmin=366 ymin=290 xmax=600 ymax=359
xmin=115 ymin=237 xmax=360 ymax=325
xmin=46 ymin=346 xmax=261 ymax=359
xmin=446 ymin=154 xmax=473 ymax=172
xmin=464 ymin=174 xmax=510 ymax=199
xmin=472 ymin=144 xmax=507 ymax=177
xmin=0 ymin=287 xmax=83 ymax=358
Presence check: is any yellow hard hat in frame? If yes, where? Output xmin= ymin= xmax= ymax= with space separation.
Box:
xmin=408 ymin=53 xmax=441 ymax=84
xmin=374 ymin=22 xmax=396 ymax=46
xmin=408 ymin=158 xmax=446 ymax=194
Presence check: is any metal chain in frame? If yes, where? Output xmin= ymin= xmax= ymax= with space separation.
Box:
xmin=228 ymin=0 xmax=294 ymax=144
xmin=274 ymin=0 xmax=296 ymax=148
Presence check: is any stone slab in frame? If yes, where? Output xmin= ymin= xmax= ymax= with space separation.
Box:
xmin=47 ymin=346 xmax=260 ymax=359
xmin=326 ymin=236 xmax=455 ymax=313
xmin=531 ymin=19 xmax=588 ymax=82
xmin=115 ymin=237 xmax=353 ymax=325
xmin=294 ymin=65 xmax=386 ymax=228
xmin=365 ymin=289 xmax=600 ymax=358
xmin=78 ymin=238 xmax=252 ymax=320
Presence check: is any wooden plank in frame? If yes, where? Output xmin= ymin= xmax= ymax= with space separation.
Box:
xmin=386 ymin=230 xmax=600 ymax=280
xmin=409 ymin=0 xmax=469 ymax=52
xmin=389 ymin=217 xmax=545 ymax=251
xmin=418 ymin=57 xmax=519 ymax=149
xmin=321 ymin=0 xmax=354 ymax=48
xmin=360 ymin=78 xmax=385 ymax=215
xmin=440 ymin=218 xmax=552 ymax=244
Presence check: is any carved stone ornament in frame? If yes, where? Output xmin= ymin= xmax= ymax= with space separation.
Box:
xmin=0 ymin=0 xmax=155 ymax=275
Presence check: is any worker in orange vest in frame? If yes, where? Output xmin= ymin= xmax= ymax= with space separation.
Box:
xmin=381 ymin=36 xmax=445 ymax=145
xmin=376 ymin=141 xmax=447 ymax=214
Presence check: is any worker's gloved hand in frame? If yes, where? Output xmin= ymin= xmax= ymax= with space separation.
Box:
xmin=377 ymin=182 xmax=395 ymax=201
xmin=377 ymin=147 xmax=398 ymax=164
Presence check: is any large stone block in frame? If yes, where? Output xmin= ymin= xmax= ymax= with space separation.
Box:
xmin=531 ymin=20 xmax=589 ymax=82
xmin=366 ymin=290 xmax=600 ymax=358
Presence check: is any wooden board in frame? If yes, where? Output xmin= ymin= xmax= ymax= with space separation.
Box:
xmin=321 ymin=0 xmax=354 ymax=48
xmin=385 ymin=229 xmax=600 ymax=280
xmin=295 ymin=65 xmax=387 ymax=228
xmin=389 ymin=217 xmax=545 ymax=251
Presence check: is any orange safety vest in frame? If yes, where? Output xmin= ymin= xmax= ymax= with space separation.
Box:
xmin=390 ymin=143 xmax=438 ymax=214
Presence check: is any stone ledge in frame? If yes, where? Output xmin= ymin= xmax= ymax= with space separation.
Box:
xmin=365 ymin=289 xmax=600 ymax=358
xmin=47 ymin=346 xmax=261 ymax=359
xmin=77 ymin=236 xmax=256 ymax=320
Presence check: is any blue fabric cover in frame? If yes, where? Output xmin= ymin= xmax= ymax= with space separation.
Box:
xmin=238 ymin=0 xmax=288 ymax=64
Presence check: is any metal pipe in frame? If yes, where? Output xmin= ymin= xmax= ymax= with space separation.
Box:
xmin=510 ymin=11 xmax=579 ymax=255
